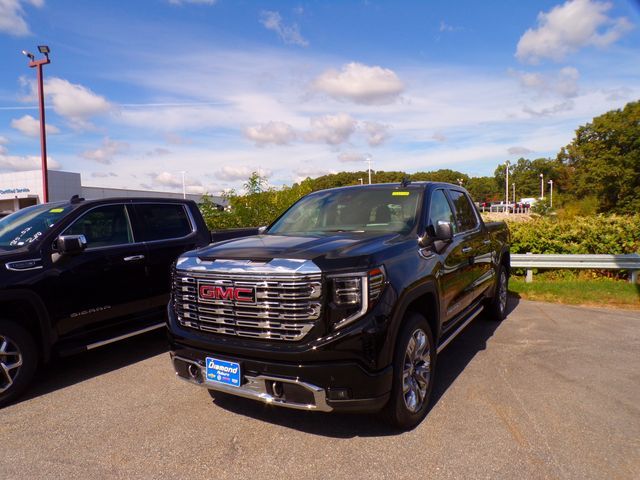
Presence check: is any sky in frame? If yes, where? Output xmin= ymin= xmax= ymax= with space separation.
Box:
xmin=0 ymin=0 xmax=639 ymax=195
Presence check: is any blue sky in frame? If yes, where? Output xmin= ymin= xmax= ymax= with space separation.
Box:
xmin=0 ymin=0 xmax=638 ymax=195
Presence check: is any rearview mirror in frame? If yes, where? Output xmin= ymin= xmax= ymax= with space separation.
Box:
xmin=57 ymin=234 xmax=87 ymax=255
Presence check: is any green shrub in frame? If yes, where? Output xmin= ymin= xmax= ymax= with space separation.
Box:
xmin=508 ymin=215 xmax=640 ymax=254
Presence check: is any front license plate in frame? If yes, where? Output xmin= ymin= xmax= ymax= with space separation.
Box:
xmin=205 ymin=357 xmax=241 ymax=388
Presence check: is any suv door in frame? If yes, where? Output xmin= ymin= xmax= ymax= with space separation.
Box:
xmin=132 ymin=202 xmax=199 ymax=313
xmin=50 ymin=203 xmax=150 ymax=337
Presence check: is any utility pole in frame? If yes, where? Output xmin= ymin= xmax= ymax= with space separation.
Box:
xmin=22 ymin=46 xmax=51 ymax=203
xmin=512 ymin=183 xmax=516 ymax=204
xmin=540 ymin=173 xmax=544 ymax=199
xmin=366 ymin=157 xmax=372 ymax=184
xmin=505 ymin=160 xmax=510 ymax=214
xmin=180 ymin=171 xmax=186 ymax=199
xmin=548 ymin=179 xmax=553 ymax=207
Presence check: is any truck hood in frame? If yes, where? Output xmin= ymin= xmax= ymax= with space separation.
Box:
xmin=188 ymin=232 xmax=406 ymax=270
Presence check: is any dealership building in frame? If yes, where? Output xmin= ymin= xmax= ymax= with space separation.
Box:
xmin=0 ymin=170 xmax=224 ymax=215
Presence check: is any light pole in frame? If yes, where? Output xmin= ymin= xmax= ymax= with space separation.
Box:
xmin=505 ymin=160 xmax=510 ymax=213
xmin=22 ymin=45 xmax=51 ymax=203
xmin=365 ymin=156 xmax=372 ymax=185
xmin=539 ymin=173 xmax=544 ymax=200
xmin=512 ymin=183 xmax=516 ymax=204
xmin=358 ymin=178 xmax=363 ymax=185
xmin=180 ymin=171 xmax=186 ymax=199
xmin=548 ymin=179 xmax=553 ymax=207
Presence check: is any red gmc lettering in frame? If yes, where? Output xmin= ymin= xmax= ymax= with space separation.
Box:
xmin=199 ymin=285 xmax=254 ymax=302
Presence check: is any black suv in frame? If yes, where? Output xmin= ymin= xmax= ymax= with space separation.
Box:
xmin=168 ymin=182 xmax=510 ymax=429
xmin=0 ymin=197 xmax=210 ymax=406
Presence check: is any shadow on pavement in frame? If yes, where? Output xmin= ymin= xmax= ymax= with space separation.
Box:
xmin=210 ymin=295 xmax=520 ymax=438
xmin=12 ymin=329 xmax=168 ymax=407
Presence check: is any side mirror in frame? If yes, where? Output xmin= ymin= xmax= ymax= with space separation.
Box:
xmin=258 ymin=226 xmax=268 ymax=234
xmin=57 ymin=234 xmax=87 ymax=255
xmin=435 ymin=221 xmax=453 ymax=242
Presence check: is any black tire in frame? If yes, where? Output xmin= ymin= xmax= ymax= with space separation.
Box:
xmin=0 ymin=320 xmax=38 ymax=408
xmin=486 ymin=265 xmax=508 ymax=321
xmin=383 ymin=312 xmax=436 ymax=431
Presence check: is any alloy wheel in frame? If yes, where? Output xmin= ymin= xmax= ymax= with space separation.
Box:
xmin=498 ymin=271 xmax=508 ymax=315
xmin=0 ymin=335 xmax=23 ymax=394
xmin=402 ymin=328 xmax=431 ymax=413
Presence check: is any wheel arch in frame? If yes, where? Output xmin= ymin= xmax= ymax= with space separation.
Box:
xmin=389 ymin=281 xmax=441 ymax=351
xmin=0 ymin=290 xmax=54 ymax=363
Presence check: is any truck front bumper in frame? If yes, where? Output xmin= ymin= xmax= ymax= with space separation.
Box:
xmin=169 ymin=344 xmax=392 ymax=413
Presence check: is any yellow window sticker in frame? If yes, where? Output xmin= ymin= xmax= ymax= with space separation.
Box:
xmin=392 ymin=191 xmax=410 ymax=196
xmin=49 ymin=208 xmax=64 ymax=213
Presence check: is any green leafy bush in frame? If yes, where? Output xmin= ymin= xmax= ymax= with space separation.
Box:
xmin=508 ymin=215 xmax=640 ymax=254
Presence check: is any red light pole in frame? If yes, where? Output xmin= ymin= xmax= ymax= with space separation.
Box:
xmin=22 ymin=46 xmax=51 ymax=203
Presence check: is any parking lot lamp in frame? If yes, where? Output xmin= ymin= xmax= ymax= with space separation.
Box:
xmin=548 ymin=179 xmax=553 ymax=207
xmin=505 ymin=161 xmax=510 ymax=214
xmin=539 ymin=173 xmax=544 ymax=199
xmin=22 ymin=45 xmax=51 ymax=203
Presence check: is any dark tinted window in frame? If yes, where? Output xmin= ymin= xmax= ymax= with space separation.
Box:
xmin=448 ymin=190 xmax=478 ymax=232
xmin=64 ymin=205 xmax=133 ymax=248
xmin=136 ymin=204 xmax=192 ymax=241
xmin=428 ymin=189 xmax=458 ymax=234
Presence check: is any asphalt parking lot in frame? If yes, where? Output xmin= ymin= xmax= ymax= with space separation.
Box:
xmin=1 ymin=298 xmax=639 ymax=480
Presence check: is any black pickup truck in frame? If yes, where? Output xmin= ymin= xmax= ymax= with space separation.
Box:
xmin=168 ymin=182 xmax=510 ymax=429
xmin=0 ymin=196 xmax=213 ymax=406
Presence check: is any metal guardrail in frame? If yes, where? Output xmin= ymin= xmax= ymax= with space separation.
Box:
xmin=511 ymin=253 xmax=640 ymax=284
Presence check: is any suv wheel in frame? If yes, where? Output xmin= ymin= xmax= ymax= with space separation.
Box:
xmin=486 ymin=265 xmax=508 ymax=321
xmin=0 ymin=321 xmax=37 ymax=407
xmin=383 ymin=312 xmax=435 ymax=430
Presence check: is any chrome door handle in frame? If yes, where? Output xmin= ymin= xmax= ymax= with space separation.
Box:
xmin=461 ymin=246 xmax=473 ymax=254
xmin=124 ymin=254 xmax=145 ymax=262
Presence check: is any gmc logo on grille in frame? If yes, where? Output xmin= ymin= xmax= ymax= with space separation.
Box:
xmin=198 ymin=284 xmax=256 ymax=303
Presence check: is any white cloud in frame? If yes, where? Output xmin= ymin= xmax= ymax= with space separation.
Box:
xmin=516 ymin=0 xmax=633 ymax=64
xmin=244 ymin=121 xmax=297 ymax=146
xmin=439 ymin=21 xmax=463 ymax=33
xmin=431 ymin=132 xmax=447 ymax=142
xmin=313 ymin=62 xmax=404 ymax=105
xmin=511 ymin=66 xmax=580 ymax=98
xmin=304 ymin=113 xmax=357 ymax=145
xmin=10 ymin=114 xmax=60 ymax=137
xmin=507 ymin=146 xmax=534 ymax=156
xmin=151 ymin=171 xmax=205 ymax=193
xmin=293 ymin=167 xmax=334 ymax=183
xmin=27 ymin=77 xmax=111 ymax=128
xmin=216 ymin=166 xmax=272 ymax=182
xmin=91 ymin=171 xmax=118 ymax=178
xmin=0 ymin=153 xmax=60 ymax=172
xmin=0 ymin=0 xmax=43 ymax=36
xmin=362 ymin=122 xmax=389 ymax=146
xmin=0 ymin=136 xmax=8 ymax=145
xmin=338 ymin=151 xmax=368 ymax=163
xmin=260 ymin=10 xmax=308 ymax=47
xmin=80 ymin=138 xmax=129 ymax=164
xmin=523 ymin=100 xmax=575 ymax=117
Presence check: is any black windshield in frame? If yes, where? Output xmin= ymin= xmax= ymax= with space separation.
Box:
xmin=0 ymin=203 xmax=70 ymax=250
xmin=268 ymin=187 xmax=422 ymax=235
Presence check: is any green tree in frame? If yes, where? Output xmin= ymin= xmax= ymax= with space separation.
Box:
xmin=558 ymin=100 xmax=640 ymax=213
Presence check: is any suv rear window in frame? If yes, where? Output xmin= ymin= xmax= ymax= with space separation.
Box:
xmin=135 ymin=204 xmax=192 ymax=241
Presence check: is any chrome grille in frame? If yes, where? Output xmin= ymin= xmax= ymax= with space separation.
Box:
xmin=174 ymin=271 xmax=323 ymax=341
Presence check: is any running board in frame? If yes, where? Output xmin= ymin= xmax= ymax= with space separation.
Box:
xmin=436 ymin=305 xmax=484 ymax=354
xmin=86 ymin=323 xmax=166 ymax=351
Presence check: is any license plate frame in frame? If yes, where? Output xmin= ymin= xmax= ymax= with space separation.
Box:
xmin=205 ymin=357 xmax=241 ymax=388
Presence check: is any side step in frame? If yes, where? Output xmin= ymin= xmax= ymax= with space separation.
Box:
xmin=436 ymin=305 xmax=484 ymax=354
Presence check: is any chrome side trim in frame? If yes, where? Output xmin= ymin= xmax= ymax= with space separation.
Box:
xmin=436 ymin=305 xmax=484 ymax=354
xmin=85 ymin=322 xmax=165 ymax=350
xmin=172 ymin=355 xmax=333 ymax=412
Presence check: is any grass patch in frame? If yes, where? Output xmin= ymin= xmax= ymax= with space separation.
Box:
xmin=509 ymin=276 xmax=640 ymax=310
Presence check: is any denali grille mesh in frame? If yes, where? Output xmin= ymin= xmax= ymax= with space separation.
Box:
xmin=173 ymin=271 xmax=323 ymax=341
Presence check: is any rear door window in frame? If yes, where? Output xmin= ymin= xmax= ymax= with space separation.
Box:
xmin=135 ymin=204 xmax=193 ymax=241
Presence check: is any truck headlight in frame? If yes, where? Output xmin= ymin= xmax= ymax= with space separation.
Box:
xmin=329 ymin=266 xmax=386 ymax=330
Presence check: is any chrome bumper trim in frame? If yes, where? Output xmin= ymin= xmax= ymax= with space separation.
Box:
xmin=171 ymin=355 xmax=333 ymax=412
